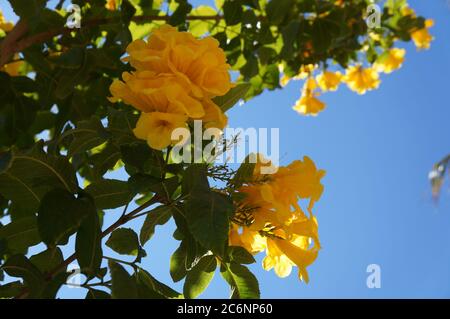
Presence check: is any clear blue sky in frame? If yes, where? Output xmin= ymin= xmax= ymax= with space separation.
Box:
xmin=2 ymin=0 xmax=450 ymax=298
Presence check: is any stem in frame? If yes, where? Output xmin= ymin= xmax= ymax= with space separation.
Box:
xmin=15 ymin=196 xmax=160 ymax=299
xmin=0 ymin=15 xmax=223 ymax=67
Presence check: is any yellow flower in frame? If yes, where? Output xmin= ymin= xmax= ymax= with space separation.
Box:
xmin=401 ymin=6 xmax=415 ymax=17
xmin=0 ymin=10 xmax=14 ymax=32
xmin=268 ymin=235 xmax=319 ymax=283
xmin=230 ymin=155 xmax=325 ymax=282
xmin=374 ymin=48 xmax=406 ymax=74
xmin=133 ymin=112 xmax=187 ymax=150
xmin=125 ymin=25 xmax=234 ymax=98
xmin=280 ymin=74 xmax=291 ymax=87
xmin=316 ymin=71 xmax=342 ymax=91
xmin=229 ymin=224 xmax=266 ymax=254
xmin=262 ymin=238 xmax=294 ymax=278
xmin=294 ymin=64 xmax=316 ymax=80
xmin=293 ymin=93 xmax=326 ymax=116
xmin=343 ymin=65 xmax=380 ymax=95
xmin=105 ymin=0 xmax=119 ymax=11
xmin=109 ymin=71 xmax=206 ymax=118
xmin=201 ymin=98 xmax=228 ymax=130
xmin=411 ymin=19 xmax=434 ymax=50
xmin=0 ymin=54 xmax=23 ymax=76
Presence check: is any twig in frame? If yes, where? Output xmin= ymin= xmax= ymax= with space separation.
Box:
xmin=14 ymin=196 xmax=160 ymax=299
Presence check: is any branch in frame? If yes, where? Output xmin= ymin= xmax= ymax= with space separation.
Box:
xmin=0 ymin=15 xmax=223 ymax=67
xmin=14 ymin=196 xmax=160 ymax=299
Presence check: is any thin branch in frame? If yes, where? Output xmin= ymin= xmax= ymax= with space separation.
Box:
xmin=15 ymin=196 xmax=160 ymax=299
xmin=0 ymin=15 xmax=223 ymax=67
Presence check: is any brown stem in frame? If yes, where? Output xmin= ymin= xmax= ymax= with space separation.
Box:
xmin=0 ymin=15 xmax=223 ymax=67
xmin=15 ymin=196 xmax=159 ymax=299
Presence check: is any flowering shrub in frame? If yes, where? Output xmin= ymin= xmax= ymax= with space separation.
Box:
xmin=0 ymin=0 xmax=432 ymax=299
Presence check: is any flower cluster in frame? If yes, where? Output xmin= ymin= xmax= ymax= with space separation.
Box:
xmin=230 ymin=155 xmax=325 ymax=282
xmin=109 ymin=25 xmax=233 ymax=150
xmin=281 ymin=5 xmax=433 ymax=117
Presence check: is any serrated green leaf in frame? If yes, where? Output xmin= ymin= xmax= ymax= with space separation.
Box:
xmin=183 ymin=255 xmax=217 ymax=299
xmin=140 ymin=205 xmax=172 ymax=245
xmin=85 ymin=179 xmax=132 ymax=210
xmin=63 ymin=117 xmax=110 ymax=158
xmin=1 ymin=254 xmax=45 ymax=298
xmin=76 ymin=210 xmax=102 ymax=277
xmin=37 ymin=189 xmax=93 ymax=246
xmin=0 ymin=217 xmax=41 ymax=254
xmin=106 ymin=228 xmax=140 ymax=256
xmin=30 ymin=247 xmax=64 ymax=273
xmin=170 ymin=241 xmax=188 ymax=282
xmin=0 ymin=146 xmax=78 ymax=213
xmin=228 ymin=246 xmax=256 ymax=264
xmin=220 ymin=262 xmax=260 ymax=299
xmin=136 ymin=268 xmax=182 ymax=299
xmin=109 ymin=260 xmax=138 ymax=299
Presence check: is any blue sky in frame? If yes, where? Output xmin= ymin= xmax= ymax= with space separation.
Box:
xmin=2 ymin=0 xmax=450 ymax=298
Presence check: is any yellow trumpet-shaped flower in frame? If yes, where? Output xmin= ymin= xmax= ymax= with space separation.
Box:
xmin=263 ymin=238 xmax=294 ymax=278
xmin=343 ymin=65 xmax=380 ymax=95
xmin=269 ymin=235 xmax=319 ymax=283
xmin=316 ymin=71 xmax=342 ymax=91
xmin=293 ymin=93 xmax=326 ymax=116
xmin=375 ymin=48 xmax=406 ymax=74
xmin=230 ymin=155 xmax=325 ymax=282
xmin=292 ymin=77 xmax=327 ymax=116
xmin=229 ymin=224 xmax=267 ymax=254
xmin=109 ymin=71 xmax=206 ymax=118
xmin=125 ymin=25 xmax=234 ymax=98
xmin=411 ymin=19 xmax=434 ymax=50
xmin=133 ymin=112 xmax=188 ymax=150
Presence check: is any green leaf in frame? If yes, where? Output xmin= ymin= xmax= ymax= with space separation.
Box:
xmin=109 ymin=260 xmax=138 ymax=299
xmin=30 ymin=248 xmax=64 ymax=273
xmin=183 ymin=255 xmax=217 ymax=299
xmin=266 ymin=0 xmax=293 ymax=25
xmin=1 ymin=254 xmax=45 ymax=298
xmin=140 ymin=205 xmax=172 ymax=245
xmin=106 ymin=228 xmax=140 ymax=256
xmin=0 ymin=217 xmax=41 ymax=254
xmin=170 ymin=241 xmax=188 ymax=282
xmin=189 ymin=6 xmax=217 ymax=37
xmin=169 ymin=0 xmax=193 ymax=26
xmin=185 ymin=191 xmax=234 ymax=256
xmin=183 ymin=165 xmax=233 ymax=255
xmin=8 ymin=0 xmax=47 ymax=29
xmin=130 ymin=175 xmax=179 ymax=202
xmin=63 ymin=117 xmax=110 ymax=158
xmin=136 ymin=268 xmax=182 ymax=299
xmin=85 ymin=288 xmax=111 ymax=299
xmin=85 ymin=179 xmax=133 ymax=210
xmin=213 ymin=83 xmax=251 ymax=112
xmin=0 ymin=146 xmax=78 ymax=214
xmin=53 ymin=47 xmax=85 ymax=69
xmin=223 ymin=0 xmax=243 ymax=25
xmin=220 ymin=262 xmax=260 ymax=299
xmin=76 ymin=210 xmax=103 ymax=277
xmin=37 ymin=189 xmax=93 ymax=246
xmin=0 ymin=281 xmax=23 ymax=298
xmin=228 ymin=246 xmax=256 ymax=264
